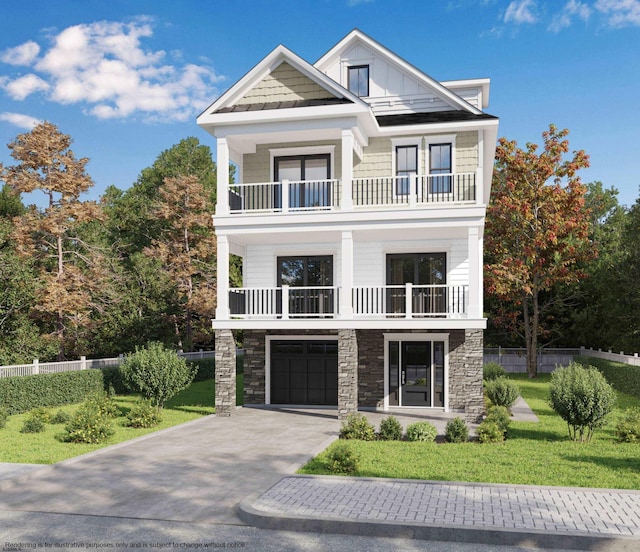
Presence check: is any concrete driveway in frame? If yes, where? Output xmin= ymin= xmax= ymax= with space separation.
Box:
xmin=0 ymin=407 xmax=340 ymax=525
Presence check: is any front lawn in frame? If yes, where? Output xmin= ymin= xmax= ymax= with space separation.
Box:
xmin=300 ymin=374 xmax=640 ymax=489
xmin=0 ymin=375 xmax=243 ymax=464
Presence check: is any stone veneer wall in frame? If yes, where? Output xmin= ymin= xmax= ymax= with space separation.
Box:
xmin=242 ymin=327 xmax=483 ymax=419
xmin=338 ymin=329 xmax=358 ymax=420
xmin=214 ymin=329 xmax=237 ymax=416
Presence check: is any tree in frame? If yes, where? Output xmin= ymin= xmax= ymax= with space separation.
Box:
xmin=4 ymin=122 xmax=105 ymax=360
xmin=485 ymin=125 xmax=594 ymax=377
xmin=145 ymin=175 xmax=217 ymax=351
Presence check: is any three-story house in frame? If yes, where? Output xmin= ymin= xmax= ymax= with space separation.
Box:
xmin=197 ymin=30 xmax=499 ymax=420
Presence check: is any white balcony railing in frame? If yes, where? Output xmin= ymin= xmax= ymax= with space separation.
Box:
xmin=227 ymin=173 xmax=476 ymax=214
xmin=228 ymin=284 xmax=468 ymax=320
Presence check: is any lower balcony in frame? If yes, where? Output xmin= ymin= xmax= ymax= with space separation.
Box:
xmin=228 ymin=284 xmax=468 ymax=320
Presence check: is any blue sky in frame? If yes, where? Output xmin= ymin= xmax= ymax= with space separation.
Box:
xmin=1 ymin=0 xmax=639 ymax=207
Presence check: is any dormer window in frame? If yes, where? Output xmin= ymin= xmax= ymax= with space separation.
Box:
xmin=348 ymin=65 xmax=369 ymax=97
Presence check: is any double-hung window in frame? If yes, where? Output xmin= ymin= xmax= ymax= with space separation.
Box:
xmin=429 ymin=143 xmax=452 ymax=194
xmin=395 ymin=145 xmax=418 ymax=196
xmin=348 ymin=65 xmax=369 ymax=97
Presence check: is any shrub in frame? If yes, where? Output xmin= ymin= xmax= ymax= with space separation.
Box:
xmin=121 ymin=342 xmax=196 ymax=411
xmin=444 ymin=417 xmax=469 ymax=443
xmin=0 ymin=406 xmax=8 ymax=429
xmin=549 ymin=362 xmax=616 ymax=443
xmin=615 ymin=408 xmax=640 ymax=443
xmin=0 ymin=369 xmax=103 ymax=415
xmin=477 ymin=420 xmax=505 ymax=443
xmin=575 ymin=355 xmax=640 ymax=400
xmin=483 ymin=362 xmax=506 ymax=381
xmin=485 ymin=377 xmax=520 ymax=409
xmin=20 ymin=413 xmax=46 ymax=433
xmin=190 ymin=358 xmax=216 ymax=382
xmin=63 ymin=398 xmax=115 ymax=444
xmin=126 ymin=399 xmax=162 ymax=428
xmin=326 ymin=442 xmax=360 ymax=475
xmin=378 ymin=415 xmax=403 ymax=441
xmin=405 ymin=421 xmax=437 ymax=442
xmin=339 ymin=413 xmax=376 ymax=441
xmin=101 ymin=366 xmax=128 ymax=395
xmin=50 ymin=410 xmax=71 ymax=424
xmin=485 ymin=405 xmax=511 ymax=433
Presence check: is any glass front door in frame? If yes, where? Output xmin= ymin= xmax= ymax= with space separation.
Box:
xmin=388 ymin=340 xmax=445 ymax=407
xmin=274 ymin=154 xmax=331 ymax=209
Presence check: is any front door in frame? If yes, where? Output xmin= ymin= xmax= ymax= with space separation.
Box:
xmin=388 ymin=340 xmax=445 ymax=407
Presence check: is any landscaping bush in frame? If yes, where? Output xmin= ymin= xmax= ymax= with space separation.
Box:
xmin=100 ymin=366 xmax=128 ymax=395
xmin=444 ymin=417 xmax=469 ymax=443
xmin=378 ymin=415 xmax=403 ymax=441
xmin=126 ymin=399 xmax=162 ymax=428
xmin=62 ymin=396 xmax=115 ymax=444
xmin=50 ymin=410 xmax=71 ymax=425
xmin=615 ymin=408 xmax=640 ymax=443
xmin=405 ymin=421 xmax=437 ymax=442
xmin=477 ymin=420 xmax=505 ymax=443
xmin=549 ymin=362 xmax=616 ymax=443
xmin=483 ymin=362 xmax=506 ymax=381
xmin=0 ymin=369 xmax=103 ymax=414
xmin=0 ymin=406 xmax=8 ymax=429
xmin=190 ymin=358 xmax=215 ymax=382
xmin=326 ymin=442 xmax=360 ymax=475
xmin=485 ymin=405 xmax=511 ymax=433
xmin=20 ymin=412 xmax=46 ymax=433
xmin=120 ymin=342 xmax=196 ymax=411
xmin=30 ymin=406 xmax=52 ymax=423
xmin=485 ymin=377 xmax=520 ymax=409
xmin=339 ymin=413 xmax=376 ymax=441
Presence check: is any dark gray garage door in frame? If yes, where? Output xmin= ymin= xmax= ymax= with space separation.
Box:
xmin=270 ymin=340 xmax=338 ymax=405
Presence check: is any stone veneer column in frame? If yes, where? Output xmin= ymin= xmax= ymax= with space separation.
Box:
xmin=243 ymin=330 xmax=266 ymax=405
xmin=215 ymin=329 xmax=236 ymax=416
xmin=338 ymin=329 xmax=358 ymax=420
xmin=448 ymin=329 xmax=484 ymax=422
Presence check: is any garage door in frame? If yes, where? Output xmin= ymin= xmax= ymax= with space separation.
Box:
xmin=270 ymin=340 xmax=338 ymax=405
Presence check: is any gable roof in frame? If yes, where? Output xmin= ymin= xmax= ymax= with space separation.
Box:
xmin=314 ymin=29 xmax=483 ymax=116
xmin=197 ymin=43 xmax=369 ymax=120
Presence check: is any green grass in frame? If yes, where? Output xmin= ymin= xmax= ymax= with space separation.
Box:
xmin=300 ymin=374 xmax=640 ymax=489
xmin=0 ymin=375 xmax=243 ymax=464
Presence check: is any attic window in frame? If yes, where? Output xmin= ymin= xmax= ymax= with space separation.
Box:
xmin=348 ymin=65 xmax=369 ymax=97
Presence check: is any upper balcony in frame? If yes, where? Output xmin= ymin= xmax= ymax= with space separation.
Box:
xmin=226 ymin=172 xmax=478 ymax=215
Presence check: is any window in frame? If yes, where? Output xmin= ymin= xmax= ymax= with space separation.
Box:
xmin=277 ymin=255 xmax=334 ymax=316
xmin=348 ymin=65 xmax=369 ymax=97
xmin=274 ymin=154 xmax=331 ymax=209
xmin=395 ymin=145 xmax=418 ymax=196
xmin=429 ymin=143 xmax=452 ymax=194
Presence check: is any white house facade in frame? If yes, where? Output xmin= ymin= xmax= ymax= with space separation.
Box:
xmin=197 ymin=30 xmax=499 ymax=419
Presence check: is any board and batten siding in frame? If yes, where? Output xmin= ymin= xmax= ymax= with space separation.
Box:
xmin=236 ymin=62 xmax=335 ymax=106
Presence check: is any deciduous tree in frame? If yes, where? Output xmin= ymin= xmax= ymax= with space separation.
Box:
xmin=4 ymin=122 xmax=106 ymax=360
xmin=485 ymin=125 xmax=593 ymax=377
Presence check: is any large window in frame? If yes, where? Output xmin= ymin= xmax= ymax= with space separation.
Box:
xmin=395 ymin=145 xmax=418 ymax=196
xmin=348 ymin=65 xmax=369 ymax=97
xmin=386 ymin=253 xmax=446 ymax=316
xmin=277 ymin=255 xmax=334 ymax=316
xmin=274 ymin=154 xmax=331 ymax=209
xmin=429 ymin=143 xmax=452 ymax=194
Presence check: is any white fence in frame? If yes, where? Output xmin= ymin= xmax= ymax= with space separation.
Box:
xmin=0 ymin=350 xmax=216 ymax=379
xmin=579 ymin=347 xmax=640 ymax=367
xmin=483 ymin=348 xmax=581 ymax=373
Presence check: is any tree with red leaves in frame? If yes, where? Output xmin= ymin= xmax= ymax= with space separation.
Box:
xmin=485 ymin=125 xmax=594 ymax=377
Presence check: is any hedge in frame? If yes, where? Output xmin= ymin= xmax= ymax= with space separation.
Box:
xmin=575 ymin=355 xmax=640 ymax=400
xmin=0 ymin=369 xmax=104 ymax=415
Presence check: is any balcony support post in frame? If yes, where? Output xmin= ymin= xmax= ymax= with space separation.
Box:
xmin=282 ymin=179 xmax=289 ymax=213
xmin=409 ymin=174 xmax=417 ymax=208
xmin=340 ymin=231 xmax=354 ymax=318
xmin=215 ymin=235 xmax=230 ymax=321
xmin=468 ymin=226 xmax=482 ymax=318
xmin=341 ymin=130 xmax=354 ymax=211
xmin=405 ymin=283 xmax=413 ymax=319
xmin=282 ymin=285 xmax=290 ymax=319
xmin=216 ymin=138 xmax=230 ymax=215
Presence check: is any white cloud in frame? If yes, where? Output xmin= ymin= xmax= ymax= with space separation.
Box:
xmin=0 ymin=41 xmax=40 ymax=66
xmin=0 ymin=19 xmax=224 ymax=122
xmin=504 ymin=0 xmax=538 ymax=24
xmin=2 ymin=73 xmax=50 ymax=100
xmin=549 ymin=0 xmax=592 ymax=32
xmin=595 ymin=0 xmax=640 ymax=27
xmin=0 ymin=112 xmax=42 ymax=129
